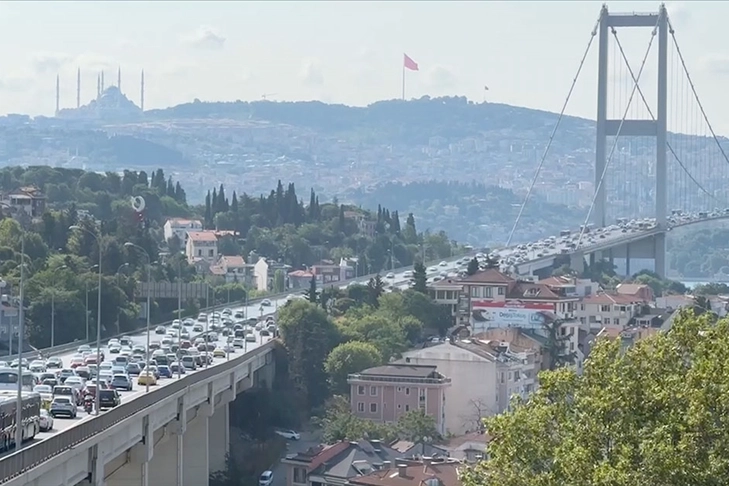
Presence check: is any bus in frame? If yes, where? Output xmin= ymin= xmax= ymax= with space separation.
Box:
xmin=0 ymin=391 xmax=41 ymax=451
xmin=0 ymin=368 xmax=39 ymax=392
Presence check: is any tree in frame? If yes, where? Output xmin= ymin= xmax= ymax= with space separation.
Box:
xmin=367 ymin=275 xmax=385 ymax=306
xmin=541 ymin=317 xmax=575 ymax=370
xmin=412 ymin=262 xmax=428 ymax=293
xmin=397 ymin=409 xmax=441 ymax=443
xmin=483 ymin=255 xmax=500 ymax=270
xmin=277 ymin=300 xmax=339 ymax=412
xmin=463 ymin=311 xmax=729 ymax=486
xmin=273 ymin=269 xmax=285 ymax=293
xmin=467 ymin=257 xmax=480 ymax=276
xmin=325 ymin=341 xmax=383 ymax=394
xmin=303 ymin=275 xmax=317 ymax=303
xmin=318 ymin=395 xmax=398 ymax=444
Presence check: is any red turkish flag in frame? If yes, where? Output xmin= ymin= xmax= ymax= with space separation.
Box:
xmin=403 ymin=53 xmax=419 ymax=71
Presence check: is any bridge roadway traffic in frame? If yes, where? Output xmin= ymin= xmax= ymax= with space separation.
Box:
xmin=14 ymin=258 xmax=462 ymax=452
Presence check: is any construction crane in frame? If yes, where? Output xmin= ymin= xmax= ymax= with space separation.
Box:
xmin=261 ymin=93 xmax=276 ymax=100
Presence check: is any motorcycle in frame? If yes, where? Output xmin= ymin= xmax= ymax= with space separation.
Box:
xmin=83 ymin=395 xmax=94 ymax=414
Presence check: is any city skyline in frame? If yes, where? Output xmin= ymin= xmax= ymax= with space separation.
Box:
xmin=1 ymin=1 xmax=727 ymax=132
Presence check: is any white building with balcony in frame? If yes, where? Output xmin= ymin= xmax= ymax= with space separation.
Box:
xmin=164 ymin=218 xmax=203 ymax=246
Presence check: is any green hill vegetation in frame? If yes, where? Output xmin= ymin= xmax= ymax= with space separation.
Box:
xmin=0 ymin=166 xmax=458 ymax=352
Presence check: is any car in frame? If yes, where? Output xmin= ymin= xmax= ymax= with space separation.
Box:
xmin=50 ymin=397 xmax=77 ymax=418
xmin=274 ymin=429 xmax=300 ymax=440
xmin=261 ymin=299 xmax=272 ymax=307
xmin=75 ymin=366 xmax=91 ymax=379
xmin=260 ymin=330 xmax=270 ymax=337
xmin=64 ymin=376 xmax=86 ymax=392
xmin=157 ymin=365 xmax=172 ymax=378
xmin=111 ymin=374 xmax=133 ymax=391
xmin=29 ymin=360 xmax=46 ymax=372
xmin=77 ymin=344 xmax=92 ymax=354
xmin=181 ymin=356 xmax=197 ymax=371
xmin=45 ymin=356 xmax=63 ymax=369
xmin=259 ymin=470 xmax=273 ymax=486
xmin=232 ymin=338 xmax=244 ymax=348
xmin=137 ymin=371 xmax=157 ymax=386
xmin=245 ymin=334 xmax=256 ymax=343
xmin=386 ymin=272 xmax=395 ymax=279
xmin=192 ymin=324 xmax=203 ymax=333
xmin=155 ymin=326 xmax=166 ymax=334
xmin=169 ymin=362 xmax=186 ymax=375
xmin=39 ymin=409 xmax=54 ymax=431
xmin=98 ymin=389 xmax=121 ymax=409
xmin=69 ymin=356 xmax=85 ymax=369
xmin=109 ymin=345 xmax=121 ymax=354
xmin=33 ymin=384 xmax=54 ymax=406
xmin=212 ymin=348 xmax=226 ymax=358
xmin=125 ymin=363 xmax=142 ymax=376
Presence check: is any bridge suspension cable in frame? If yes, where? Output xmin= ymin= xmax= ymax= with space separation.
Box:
xmin=668 ymin=18 xmax=729 ymax=169
xmin=575 ymin=18 xmax=659 ymax=250
xmin=611 ymin=28 xmax=719 ymax=203
xmin=505 ymin=14 xmax=602 ymax=247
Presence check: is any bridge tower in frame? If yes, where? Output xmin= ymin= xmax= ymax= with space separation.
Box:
xmin=594 ymin=4 xmax=668 ymax=276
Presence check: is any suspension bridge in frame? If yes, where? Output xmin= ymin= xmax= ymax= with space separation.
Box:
xmin=504 ymin=3 xmax=729 ymax=280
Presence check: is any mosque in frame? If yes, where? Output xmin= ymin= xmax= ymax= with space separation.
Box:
xmin=55 ymin=68 xmax=145 ymax=121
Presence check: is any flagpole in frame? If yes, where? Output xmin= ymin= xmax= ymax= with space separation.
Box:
xmin=402 ymin=65 xmax=405 ymax=101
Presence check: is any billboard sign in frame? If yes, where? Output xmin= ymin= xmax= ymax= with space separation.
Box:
xmin=470 ymin=300 xmax=553 ymax=329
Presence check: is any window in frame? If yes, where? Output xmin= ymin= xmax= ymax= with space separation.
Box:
xmin=397 ymin=387 xmax=402 ymax=392
xmin=357 ymin=385 xmax=365 ymax=395
xmin=197 ymin=249 xmax=202 ymax=256
xmin=580 ymin=303 xmax=585 ymax=311
xmin=370 ymin=403 xmax=377 ymax=413
xmin=604 ymin=318 xmax=611 ymax=325
xmin=370 ymin=386 xmax=377 ymax=397
xmin=405 ymin=387 xmax=410 ymax=395
xmin=498 ymin=286 xmax=505 ymax=295
xmin=500 ymin=372 xmax=504 ymax=384
xmin=600 ymin=305 xmax=611 ymax=312
xmin=357 ymin=402 xmax=365 ymax=412
xmin=405 ymin=404 xmax=410 ymax=412
xmin=293 ymin=467 xmax=307 ymax=484
xmin=208 ymin=249 xmax=214 ymax=257
xmin=470 ymin=286 xmax=478 ymax=297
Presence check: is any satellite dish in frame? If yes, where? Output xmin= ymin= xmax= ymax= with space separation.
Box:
xmin=131 ymin=196 xmax=146 ymax=212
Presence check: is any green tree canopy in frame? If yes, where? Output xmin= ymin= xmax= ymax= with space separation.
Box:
xmin=277 ymin=300 xmax=340 ymax=412
xmin=463 ymin=310 xmax=729 ymax=486
xmin=325 ymin=341 xmax=383 ymax=395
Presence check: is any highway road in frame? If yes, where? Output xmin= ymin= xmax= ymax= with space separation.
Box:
xmin=17 ymin=256 xmax=466 ymax=449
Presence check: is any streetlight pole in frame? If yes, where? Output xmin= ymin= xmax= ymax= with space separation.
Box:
xmin=85 ymin=282 xmax=89 ymax=342
xmin=70 ymin=225 xmax=103 ymax=416
xmin=176 ymin=259 xmax=182 ymax=379
xmin=125 ymin=242 xmax=152 ymax=392
xmin=15 ymin=234 xmax=26 ymax=448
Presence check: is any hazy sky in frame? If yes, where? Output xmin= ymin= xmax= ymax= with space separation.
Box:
xmin=1 ymin=1 xmax=727 ymax=132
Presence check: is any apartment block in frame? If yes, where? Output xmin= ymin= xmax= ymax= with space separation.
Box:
xmin=347 ymin=364 xmax=450 ymax=436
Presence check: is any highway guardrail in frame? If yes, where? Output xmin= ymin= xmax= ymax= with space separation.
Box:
xmin=0 ymin=339 xmax=279 ymax=483
xmin=0 ymin=250 xmax=473 ymax=362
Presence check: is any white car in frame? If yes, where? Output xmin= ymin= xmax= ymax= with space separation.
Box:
xmin=39 ymin=409 xmax=54 ymax=432
xmin=439 ymin=261 xmax=448 ymax=266
xmin=385 ymin=272 xmax=395 ymax=279
xmin=259 ymin=471 xmax=273 ymax=486
xmin=274 ymin=429 xmax=300 ymax=440
xmin=29 ymin=360 xmax=46 ymax=372
xmin=261 ymin=299 xmax=272 ymax=306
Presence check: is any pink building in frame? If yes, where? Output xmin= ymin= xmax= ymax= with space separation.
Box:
xmin=348 ymin=364 xmax=451 ymax=435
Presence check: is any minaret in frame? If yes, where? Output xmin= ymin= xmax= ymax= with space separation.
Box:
xmin=97 ymin=74 xmax=100 ymax=98
xmin=55 ymin=74 xmax=60 ymax=116
xmin=117 ymin=66 xmax=121 ymax=92
xmin=140 ymin=69 xmax=145 ymax=112
xmin=101 ymin=71 xmax=105 ymax=92
xmin=76 ymin=68 xmax=81 ymax=108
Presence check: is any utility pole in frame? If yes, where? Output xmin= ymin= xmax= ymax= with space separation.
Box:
xmin=177 ymin=260 xmax=182 ymax=379
xmin=85 ymin=282 xmax=89 ymax=342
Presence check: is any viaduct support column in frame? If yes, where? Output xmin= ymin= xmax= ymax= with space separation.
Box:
xmin=625 ymin=243 xmax=631 ymax=277
xmin=209 ymin=403 xmax=231 ymax=474
xmin=149 ymin=396 xmax=186 ymax=486
xmin=654 ymin=232 xmax=666 ymax=279
xmin=183 ymin=412 xmax=211 ymax=486
xmin=570 ymin=252 xmax=585 ymax=275
xmin=106 ymin=417 xmax=153 ymax=486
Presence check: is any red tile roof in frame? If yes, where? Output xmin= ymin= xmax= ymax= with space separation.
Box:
xmin=187 ymin=231 xmax=218 ymax=242
xmin=349 ymin=461 xmax=462 ymax=486
xmin=507 ymin=282 xmax=563 ymax=300
xmin=460 ymin=268 xmax=514 ymax=284
xmin=582 ymin=292 xmax=639 ymax=305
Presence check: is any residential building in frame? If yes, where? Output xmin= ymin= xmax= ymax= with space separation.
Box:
xmin=1 ymin=186 xmax=46 ymax=217
xmin=430 ymin=269 xmax=581 ymax=333
xmin=615 ymin=283 xmax=655 ymax=302
xmin=280 ymin=439 xmax=401 ymax=486
xmin=185 ymin=230 xmax=219 ymax=264
xmin=288 ymin=270 xmax=314 ymax=289
xmin=441 ymin=431 xmax=490 ymax=463
xmin=311 ymin=260 xmax=355 ymax=284
xmin=399 ymin=332 xmax=542 ymax=435
xmin=348 ymin=458 xmax=463 ymax=486
xmin=163 ymin=218 xmax=203 ymax=245
xmin=538 ymin=275 xmax=597 ymax=298
xmin=253 ymin=257 xmax=269 ymax=292
xmin=348 ymin=364 xmax=450 ymax=436
xmin=210 ymin=255 xmax=253 ymax=284
xmin=575 ymin=292 xmax=645 ymax=330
